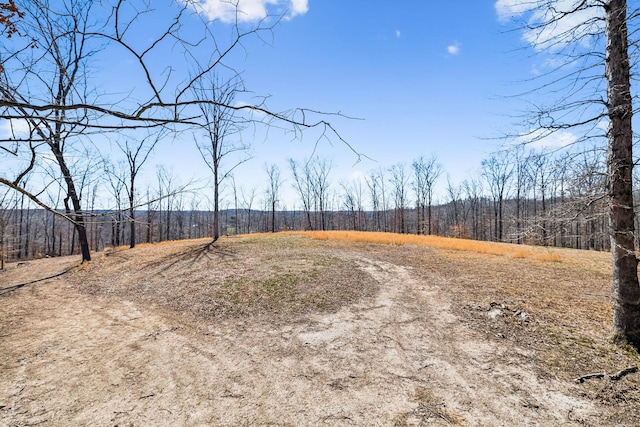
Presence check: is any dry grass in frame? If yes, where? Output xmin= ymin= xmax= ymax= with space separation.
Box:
xmin=70 ymin=235 xmax=378 ymax=322
xmin=259 ymin=233 xmax=637 ymax=422
xmin=358 ymin=239 xmax=636 ymax=374
xmin=285 ymin=230 xmax=570 ymax=263
xmin=5 ymin=233 xmax=639 ymax=425
xmin=393 ymin=387 xmax=467 ymax=426
xmin=111 ymin=233 xmax=631 ymax=379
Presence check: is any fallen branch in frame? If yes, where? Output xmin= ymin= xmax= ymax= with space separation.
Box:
xmin=574 ymin=372 xmax=604 ymax=383
xmin=610 ymin=366 xmax=638 ymax=381
xmin=575 ymin=366 xmax=638 ymax=383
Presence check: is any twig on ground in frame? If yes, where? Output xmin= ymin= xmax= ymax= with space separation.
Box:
xmin=574 ymin=366 xmax=638 ymax=383
xmin=610 ymin=366 xmax=638 ymax=381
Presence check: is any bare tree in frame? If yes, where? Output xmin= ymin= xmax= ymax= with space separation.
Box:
xmin=445 ymin=177 xmax=464 ymax=237
xmin=241 ymin=186 xmax=257 ymax=234
xmin=389 ymin=163 xmax=409 ymax=234
xmin=528 ymin=150 xmax=553 ymax=245
xmin=499 ymin=0 xmax=640 ymax=343
xmin=288 ymin=157 xmax=334 ymax=231
xmin=565 ymin=147 xmax=607 ymax=249
xmin=44 ymin=186 xmax=63 ymax=256
xmin=510 ymin=145 xmax=530 ymax=244
xmin=0 ymin=188 xmax=13 ymax=269
xmin=289 ymin=158 xmax=314 ymax=230
xmin=310 ymin=157 xmax=333 ymax=231
xmin=0 ymin=0 xmax=98 ymax=261
xmin=462 ymin=175 xmax=484 ymax=240
xmin=551 ymin=151 xmax=572 ymax=247
xmin=341 ymin=177 xmax=365 ymax=231
xmin=369 ymin=168 xmax=390 ymax=232
xmin=116 ymin=134 xmax=160 ymax=248
xmin=192 ymin=74 xmax=250 ymax=243
xmin=412 ymin=155 xmax=442 ymax=235
xmin=104 ymin=161 xmax=126 ymax=247
xmin=0 ymin=1 xmax=349 ymax=131
xmin=156 ymin=166 xmax=179 ymax=242
xmin=145 ymin=186 xmax=156 ymax=244
xmin=229 ymin=175 xmax=239 ymax=235
xmin=482 ymin=154 xmax=513 ymax=242
xmin=265 ymin=163 xmax=282 ymax=233
xmin=0 ymin=0 xmax=351 ymax=261
xmin=605 ymin=0 xmax=640 ymax=344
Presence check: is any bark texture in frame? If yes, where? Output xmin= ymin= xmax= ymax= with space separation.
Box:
xmin=606 ymin=0 xmax=640 ymax=344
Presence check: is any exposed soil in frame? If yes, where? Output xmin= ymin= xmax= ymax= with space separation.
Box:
xmin=1 ymin=235 xmax=639 ymax=426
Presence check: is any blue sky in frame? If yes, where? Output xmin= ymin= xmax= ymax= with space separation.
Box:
xmin=151 ymin=0 xmax=542 ymax=206
xmin=1 ymin=0 xmax=590 ymax=209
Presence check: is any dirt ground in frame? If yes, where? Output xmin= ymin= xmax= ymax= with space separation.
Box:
xmin=1 ymin=235 xmax=639 ymax=426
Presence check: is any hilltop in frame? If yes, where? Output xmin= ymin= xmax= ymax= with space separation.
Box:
xmin=1 ymin=233 xmax=638 ymax=425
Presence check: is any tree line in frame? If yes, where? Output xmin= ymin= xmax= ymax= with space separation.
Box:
xmin=0 ymin=142 xmax=615 ymax=266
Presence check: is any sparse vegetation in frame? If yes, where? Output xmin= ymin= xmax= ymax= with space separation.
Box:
xmin=70 ymin=235 xmax=378 ymax=322
xmin=2 ymin=234 xmax=639 ymax=425
xmin=286 ymin=230 xmax=567 ymax=262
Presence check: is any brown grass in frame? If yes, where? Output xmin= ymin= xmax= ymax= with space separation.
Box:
xmin=70 ymin=235 xmax=378 ymax=322
xmin=263 ymin=234 xmax=633 ymax=362
xmin=284 ymin=230 xmax=571 ymax=263
xmin=6 ymin=233 xmax=638 ymax=424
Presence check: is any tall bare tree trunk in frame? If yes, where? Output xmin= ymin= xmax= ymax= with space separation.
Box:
xmin=606 ymin=0 xmax=640 ymax=344
xmin=213 ymin=165 xmax=220 ymax=242
xmin=55 ymin=144 xmax=91 ymax=262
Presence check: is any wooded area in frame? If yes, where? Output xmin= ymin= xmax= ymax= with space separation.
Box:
xmin=0 ymin=144 xmax=614 ymax=264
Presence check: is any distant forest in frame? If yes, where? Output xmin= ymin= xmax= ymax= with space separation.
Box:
xmin=0 ymin=144 xmax=620 ymax=265
xmin=0 ymin=0 xmax=629 ymax=267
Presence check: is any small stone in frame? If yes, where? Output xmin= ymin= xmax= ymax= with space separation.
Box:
xmin=488 ymin=308 xmax=503 ymax=319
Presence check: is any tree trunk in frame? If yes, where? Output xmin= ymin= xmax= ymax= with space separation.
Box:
xmin=0 ymin=214 xmax=5 ymax=270
xmin=18 ymin=194 xmax=24 ymax=258
xmin=271 ymin=201 xmax=276 ymax=233
xmin=146 ymin=204 xmax=151 ymax=243
xmin=56 ymin=147 xmax=91 ymax=262
xmin=428 ymin=198 xmax=433 ymax=235
xmin=129 ymin=175 xmax=136 ymax=248
xmin=129 ymin=206 xmax=136 ymax=248
xmin=606 ymin=0 xmax=640 ymax=344
xmin=213 ymin=167 xmax=220 ymax=242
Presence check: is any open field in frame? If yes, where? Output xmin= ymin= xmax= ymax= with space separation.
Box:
xmin=1 ymin=233 xmax=639 ymax=426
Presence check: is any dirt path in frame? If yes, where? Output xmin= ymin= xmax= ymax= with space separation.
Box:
xmin=1 ymin=253 xmax=603 ymax=426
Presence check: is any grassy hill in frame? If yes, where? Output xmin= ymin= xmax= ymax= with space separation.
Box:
xmin=1 ymin=233 xmax=638 ymax=425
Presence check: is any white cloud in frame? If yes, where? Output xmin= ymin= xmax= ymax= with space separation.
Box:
xmin=525 ymin=5 xmax=601 ymax=51
xmin=186 ymin=0 xmax=308 ymax=23
xmin=395 ymin=29 xmax=401 ymax=39
xmin=0 ymin=119 xmax=31 ymax=138
xmin=494 ymin=0 xmax=537 ymax=22
xmin=517 ymin=129 xmax=578 ymax=150
xmin=288 ymin=0 xmax=308 ymax=18
xmin=447 ymin=42 xmax=461 ymax=55
xmin=494 ymin=0 xmax=603 ymax=51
